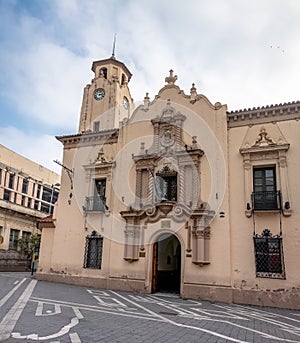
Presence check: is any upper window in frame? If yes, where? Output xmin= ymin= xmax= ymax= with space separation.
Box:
xmin=93 ymin=121 xmax=100 ymax=132
xmin=22 ymin=179 xmax=28 ymax=194
xmin=83 ymin=231 xmax=103 ymax=269
xmin=252 ymin=167 xmax=279 ymax=210
xmin=121 ymin=74 xmax=126 ymax=85
xmin=3 ymin=189 xmax=11 ymax=201
xmin=100 ymin=68 xmax=107 ymax=79
xmin=42 ymin=187 xmax=52 ymax=202
xmin=9 ymin=174 xmax=15 ymax=189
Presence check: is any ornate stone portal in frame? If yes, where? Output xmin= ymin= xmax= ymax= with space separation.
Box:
xmin=120 ymin=100 xmax=214 ymax=263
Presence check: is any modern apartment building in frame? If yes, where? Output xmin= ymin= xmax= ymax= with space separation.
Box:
xmin=0 ymin=144 xmax=60 ymax=251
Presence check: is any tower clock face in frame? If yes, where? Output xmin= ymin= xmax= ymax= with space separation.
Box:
xmin=94 ymin=88 xmax=105 ymax=100
xmin=123 ymin=96 xmax=129 ymax=110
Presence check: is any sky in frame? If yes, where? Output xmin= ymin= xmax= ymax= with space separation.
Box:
xmin=0 ymin=0 xmax=299 ymax=174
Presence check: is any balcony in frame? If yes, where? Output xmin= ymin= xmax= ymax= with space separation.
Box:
xmin=84 ymin=196 xmax=107 ymax=213
xmin=252 ymin=190 xmax=281 ymax=211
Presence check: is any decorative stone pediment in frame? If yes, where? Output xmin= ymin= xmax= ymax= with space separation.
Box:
xmin=240 ymin=124 xmax=289 ymax=153
xmin=253 ymin=127 xmax=276 ymax=147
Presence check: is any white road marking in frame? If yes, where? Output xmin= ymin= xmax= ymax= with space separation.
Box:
xmin=110 ymin=291 xmax=249 ymax=343
xmin=13 ymin=281 xmax=19 ymax=285
xmin=72 ymin=307 xmax=83 ymax=320
xmin=147 ymin=295 xmax=297 ymax=341
xmin=93 ymin=295 xmax=127 ymax=307
xmin=0 ymin=279 xmax=37 ymax=341
xmin=215 ymin=304 xmax=300 ymax=332
xmin=30 ymin=298 xmax=162 ymax=321
xmin=12 ymin=317 xmax=79 ymax=341
xmin=87 ymin=289 xmax=110 ymax=296
xmin=35 ymin=302 xmax=62 ymax=316
xmin=0 ymin=278 xmax=26 ymax=309
xmin=234 ymin=303 xmax=300 ymax=325
xmin=69 ymin=332 xmax=81 ymax=343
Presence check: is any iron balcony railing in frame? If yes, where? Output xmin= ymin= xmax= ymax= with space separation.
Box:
xmin=251 ymin=190 xmax=281 ymax=211
xmin=84 ymin=196 xmax=107 ymax=212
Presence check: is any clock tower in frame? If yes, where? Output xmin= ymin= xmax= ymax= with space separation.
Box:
xmin=78 ymin=55 xmax=133 ymax=133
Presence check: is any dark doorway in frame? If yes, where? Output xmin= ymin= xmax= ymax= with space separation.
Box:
xmin=152 ymin=233 xmax=181 ymax=293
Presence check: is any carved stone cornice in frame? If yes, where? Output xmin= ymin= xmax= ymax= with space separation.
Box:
xmin=56 ymin=129 xmax=118 ymax=148
xmin=227 ymin=101 xmax=300 ymax=128
xmin=120 ymin=201 xmax=214 ymax=226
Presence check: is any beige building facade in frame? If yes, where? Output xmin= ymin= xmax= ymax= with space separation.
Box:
xmin=0 ymin=144 xmax=60 ymax=253
xmin=38 ymin=56 xmax=300 ymax=309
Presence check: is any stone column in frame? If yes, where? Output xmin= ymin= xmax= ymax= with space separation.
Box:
xmin=124 ymin=224 xmax=140 ymax=261
xmin=243 ymin=154 xmax=252 ymax=217
xmin=278 ymin=151 xmax=291 ymax=215
xmin=192 ymin=218 xmax=210 ymax=265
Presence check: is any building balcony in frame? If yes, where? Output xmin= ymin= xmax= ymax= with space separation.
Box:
xmin=251 ymin=190 xmax=281 ymax=211
xmin=84 ymin=196 xmax=107 ymax=213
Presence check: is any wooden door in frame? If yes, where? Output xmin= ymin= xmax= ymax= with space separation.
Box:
xmin=151 ymin=242 xmax=158 ymax=293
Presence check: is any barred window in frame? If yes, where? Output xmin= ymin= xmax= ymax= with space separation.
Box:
xmin=156 ymin=166 xmax=177 ymax=201
xmin=83 ymin=231 xmax=103 ymax=269
xmin=254 ymin=229 xmax=285 ymax=279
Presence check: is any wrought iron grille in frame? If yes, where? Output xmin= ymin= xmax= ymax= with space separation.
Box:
xmin=252 ymin=191 xmax=280 ymax=210
xmin=83 ymin=231 xmax=103 ymax=269
xmin=156 ymin=166 xmax=177 ymax=201
xmin=253 ymin=229 xmax=285 ymax=279
xmin=84 ymin=195 xmax=106 ymax=212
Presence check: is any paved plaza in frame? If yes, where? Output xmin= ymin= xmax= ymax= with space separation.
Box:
xmin=0 ymin=272 xmax=299 ymax=343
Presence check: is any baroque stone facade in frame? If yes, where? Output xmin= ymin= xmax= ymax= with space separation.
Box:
xmin=37 ymin=56 xmax=300 ymax=309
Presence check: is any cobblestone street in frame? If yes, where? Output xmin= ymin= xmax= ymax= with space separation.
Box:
xmin=0 ymin=273 xmax=299 ymax=343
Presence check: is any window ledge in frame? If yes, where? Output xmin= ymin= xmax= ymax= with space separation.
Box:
xmin=192 ymin=261 xmax=210 ymax=266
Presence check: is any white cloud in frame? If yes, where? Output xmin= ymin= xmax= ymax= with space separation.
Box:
xmin=0 ymin=0 xmax=299 ymax=169
xmin=0 ymin=126 xmax=62 ymax=174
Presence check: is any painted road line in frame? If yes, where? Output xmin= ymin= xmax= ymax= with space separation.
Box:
xmin=30 ymin=298 xmax=162 ymax=322
xmin=0 ymin=279 xmax=37 ymax=341
xmin=69 ymin=332 xmax=81 ymax=343
xmin=35 ymin=302 xmax=62 ymax=316
xmin=12 ymin=317 xmax=79 ymax=341
xmin=110 ymin=291 xmax=250 ymax=343
xmin=0 ymin=278 xmax=26 ymax=309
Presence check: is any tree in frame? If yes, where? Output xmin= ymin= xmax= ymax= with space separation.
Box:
xmin=18 ymin=234 xmax=41 ymax=260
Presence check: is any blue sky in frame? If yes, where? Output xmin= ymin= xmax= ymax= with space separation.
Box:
xmin=0 ymin=0 xmax=299 ymax=174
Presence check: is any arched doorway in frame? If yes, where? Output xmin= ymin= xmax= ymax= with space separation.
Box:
xmin=152 ymin=233 xmax=181 ymax=293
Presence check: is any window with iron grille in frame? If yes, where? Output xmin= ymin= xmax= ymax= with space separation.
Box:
xmin=83 ymin=231 xmax=103 ymax=269
xmin=156 ymin=166 xmax=177 ymax=201
xmin=253 ymin=229 xmax=285 ymax=279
